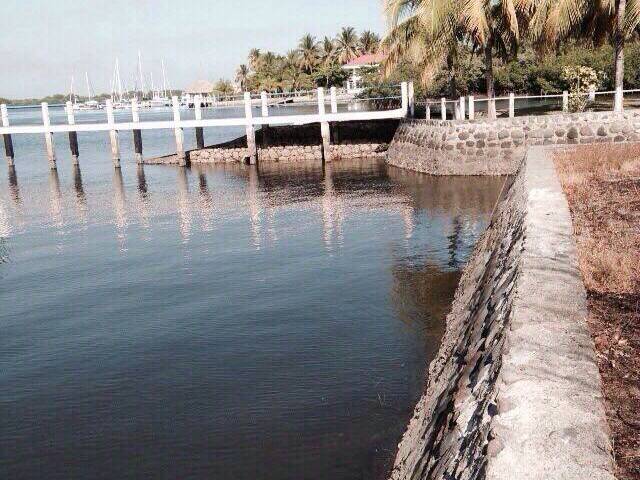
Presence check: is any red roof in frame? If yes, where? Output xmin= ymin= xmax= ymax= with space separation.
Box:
xmin=344 ymin=53 xmax=386 ymax=67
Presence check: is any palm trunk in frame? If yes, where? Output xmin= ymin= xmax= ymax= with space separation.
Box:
xmin=484 ymin=37 xmax=496 ymax=119
xmin=615 ymin=0 xmax=627 ymax=95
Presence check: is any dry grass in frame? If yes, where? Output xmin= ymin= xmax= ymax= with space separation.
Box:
xmin=555 ymin=144 xmax=640 ymax=480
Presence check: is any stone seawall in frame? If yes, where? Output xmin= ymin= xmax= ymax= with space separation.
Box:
xmin=390 ymin=147 xmax=615 ymax=480
xmin=387 ymin=111 xmax=640 ymax=175
xmin=141 ymin=119 xmax=399 ymax=165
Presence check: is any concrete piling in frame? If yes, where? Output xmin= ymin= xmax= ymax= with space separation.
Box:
xmin=66 ymin=101 xmax=79 ymax=164
xmin=172 ymin=96 xmax=186 ymax=166
xmin=105 ymin=100 xmax=120 ymax=167
xmin=468 ymin=96 xmax=475 ymax=120
xmin=318 ymin=87 xmax=331 ymax=162
xmin=1 ymin=104 xmax=14 ymax=166
xmin=244 ymin=92 xmax=257 ymax=164
xmin=41 ymin=102 xmax=56 ymax=168
xmin=131 ymin=98 xmax=143 ymax=163
xmin=194 ymin=95 xmax=204 ymax=150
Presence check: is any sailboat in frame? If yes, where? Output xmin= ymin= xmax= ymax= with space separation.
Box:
xmin=149 ymin=60 xmax=171 ymax=108
xmin=74 ymin=72 xmax=99 ymax=111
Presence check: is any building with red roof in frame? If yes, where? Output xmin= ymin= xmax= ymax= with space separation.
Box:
xmin=343 ymin=53 xmax=386 ymax=94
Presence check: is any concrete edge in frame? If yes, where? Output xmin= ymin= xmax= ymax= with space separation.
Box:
xmin=486 ymin=146 xmax=616 ymax=480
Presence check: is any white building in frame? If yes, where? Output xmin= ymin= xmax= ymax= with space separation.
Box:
xmin=183 ymin=80 xmax=215 ymax=106
xmin=342 ymin=53 xmax=386 ymax=95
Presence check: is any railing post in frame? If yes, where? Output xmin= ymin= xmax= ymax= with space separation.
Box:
xmin=330 ymin=86 xmax=338 ymax=113
xmin=468 ymin=96 xmax=475 ymax=120
xmin=194 ymin=95 xmax=204 ymax=150
xmin=131 ymin=97 xmax=144 ymax=163
xmin=426 ymin=103 xmax=431 ymax=120
xmin=614 ymin=86 xmax=624 ymax=113
xmin=172 ymin=96 xmax=186 ymax=166
xmin=441 ymin=98 xmax=447 ymax=120
xmin=588 ymin=87 xmax=596 ymax=102
xmin=408 ymin=81 xmax=415 ymax=118
xmin=509 ymin=93 xmax=515 ymax=118
xmin=41 ymin=102 xmax=56 ymax=169
xmin=318 ymin=87 xmax=331 ymax=162
xmin=401 ymin=82 xmax=409 ymax=116
xmin=459 ymin=96 xmax=466 ymax=120
xmin=65 ymin=101 xmax=79 ymax=164
xmin=1 ymin=104 xmax=14 ymax=166
xmin=244 ymin=92 xmax=257 ymax=164
xmin=261 ymin=91 xmax=269 ymax=117
xmin=105 ymin=100 xmax=120 ymax=167
xmin=562 ymin=91 xmax=569 ymax=113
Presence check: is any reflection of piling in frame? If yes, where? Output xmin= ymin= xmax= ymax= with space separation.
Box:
xmin=248 ymin=165 xmax=261 ymax=249
xmin=176 ymin=167 xmax=192 ymax=243
xmin=1 ymin=105 xmax=14 ymax=166
xmin=112 ymin=168 xmax=127 ymax=250
xmin=7 ymin=165 xmax=20 ymax=206
xmin=48 ymin=168 xmax=63 ymax=226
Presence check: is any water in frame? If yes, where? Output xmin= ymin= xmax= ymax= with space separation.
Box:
xmin=0 ymin=110 xmax=505 ymax=480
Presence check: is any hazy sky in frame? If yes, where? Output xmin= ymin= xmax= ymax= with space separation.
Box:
xmin=0 ymin=0 xmax=385 ymax=98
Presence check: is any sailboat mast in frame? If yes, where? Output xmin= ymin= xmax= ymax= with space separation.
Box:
xmin=138 ymin=50 xmax=146 ymax=100
xmin=161 ymin=59 xmax=168 ymax=98
xmin=70 ymin=75 xmax=75 ymax=104
xmin=85 ymin=72 xmax=92 ymax=101
xmin=115 ymin=58 xmax=123 ymax=102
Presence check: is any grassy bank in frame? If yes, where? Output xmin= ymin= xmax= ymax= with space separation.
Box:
xmin=555 ymin=145 xmax=640 ymax=480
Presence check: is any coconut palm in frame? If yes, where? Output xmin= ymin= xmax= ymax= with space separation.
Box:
xmin=360 ymin=30 xmax=381 ymax=54
xmin=319 ymin=36 xmax=337 ymax=66
xmin=235 ymin=64 xmax=250 ymax=91
xmin=298 ymin=34 xmax=320 ymax=73
xmin=335 ymin=27 xmax=362 ymax=64
xmin=248 ymin=48 xmax=262 ymax=71
xmin=528 ymin=0 xmax=640 ymax=92
xmin=213 ymin=78 xmax=234 ymax=97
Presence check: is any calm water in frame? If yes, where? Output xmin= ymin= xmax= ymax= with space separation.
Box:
xmin=0 ymin=110 xmax=504 ymax=480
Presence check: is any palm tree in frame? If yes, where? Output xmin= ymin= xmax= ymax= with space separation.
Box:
xmin=360 ymin=30 xmax=381 ymax=54
xmin=214 ymin=78 xmax=234 ymax=97
xmin=529 ymin=0 xmax=640 ymax=93
xmin=319 ymin=36 xmax=336 ymax=66
xmin=248 ymin=48 xmax=262 ymax=71
xmin=298 ymin=34 xmax=319 ymax=73
xmin=235 ymin=64 xmax=250 ymax=91
xmin=335 ymin=27 xmax=362 ymax=64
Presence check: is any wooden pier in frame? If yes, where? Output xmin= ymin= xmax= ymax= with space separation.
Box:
xmin=0 ymin=83 xmax=412 ymax=169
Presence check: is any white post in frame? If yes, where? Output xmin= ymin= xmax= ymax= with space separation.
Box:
xmin=66 ymin=101 xmax=79 ymax=164
xmin=614 ymin=86 xmax=623 ymax=113
xmin=588 ymin=87 xmax=596 ymax=102
xmin=41 ymin=102 xmax=56 ymax=168
xmin=1 ymin=104 xmax=14 ymax=166
xmin=508 ymin=93 xmax=515 ymax=118
xmin=562 ymin=91 xmax=569 ymax=113
xmin=330 ymin=86 xmax=338 ymax=113
xmin=172 ymin=96 xmax=186 ymax=165
xmin=468 ymin=96 xmax=475 ymax=120
xmin=105 ymin=100 xmax=120 ymax=167
xmin=408 ymin=81 xmax=415 ymax=118
xmin=426 ymin=103 xmax=431 ymax=120
xmin=261 ymin=91 xmax=269 ymax=117
xmin=488 ymin=97 xmax=497 ymax=120
xmin=318 ymin=87 xmax=331 ymax=162
xmin=244 ymin=92 xmax=257 ymax=164
xmin=459 ymin=96 xmax=465 ymax=120
xmin=401 ymin=82 xmax=409 ymax=116
xmin=441 ymin=98 xmax=447 ymax=120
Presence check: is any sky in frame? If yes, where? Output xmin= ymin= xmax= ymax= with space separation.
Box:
xmin=0 ymin=0 xmax=386 ymax=99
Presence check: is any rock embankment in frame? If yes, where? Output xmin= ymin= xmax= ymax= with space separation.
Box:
xmin=390 ymin=147 xmax=615 ymax=480
xmin=387 ymin=111 xmax=640 ymax=175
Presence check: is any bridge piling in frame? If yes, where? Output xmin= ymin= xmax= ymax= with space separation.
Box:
xmin=330 ymin=87 xmax=338 ymax=113
xmin=41 ymin=102 xmax=56 ymax=169
xmin=172 ymin=96 xmax=186 ymax=166
xmin=194 ymin=95 xmax=204 ymax=150
xmin=318 ymin=88 xmax=331 ymax=162
xmin=66 ymin=101 xmax=79 ymax=164
xmin=244 ymin=92 xmax=257 ymax=164
xmin=1 ymin=104 xmax=14 ymax=166
xmin=105 ymin=100 xmax=120 ymax=167
xmin=131 ymin=98 xmax=143 ymax=163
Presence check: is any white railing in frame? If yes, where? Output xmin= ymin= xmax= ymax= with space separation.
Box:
xmin=0 ymin=83 xmax=412 ymax=168
xmin=422 ymin=86 xmax=633 ymax=120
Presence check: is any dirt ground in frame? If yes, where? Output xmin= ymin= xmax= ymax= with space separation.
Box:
xmin=555 ymin=144 xmax=640 ymax=480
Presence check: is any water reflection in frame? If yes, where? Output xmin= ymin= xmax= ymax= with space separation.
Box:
xmin=112 ymin=168 xmax=128 ymax=251
xmin=48 ymin=168 xmax=63 ymax=229
xmin=8 ymin=166 xmax=21 ymax=207
xmin=177 ymin=167 xmax=192 ymax=245
xmin=71 ymin=164 xmax=88 ymax=225
xmin=248 ymin=165 xmax=262 ymax=250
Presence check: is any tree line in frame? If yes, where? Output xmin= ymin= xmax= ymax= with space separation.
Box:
xmin=381 ymin=0 xmax=640 ymax=99
xmin=210 ymin=27 xmax=381 ymax=95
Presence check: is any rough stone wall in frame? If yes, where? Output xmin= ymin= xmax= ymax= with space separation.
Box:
xmin=390 ymin=147 xmax=615 ymax=480
xmin=387 ymin=111 xmax=640 ymax=175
